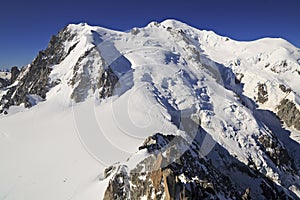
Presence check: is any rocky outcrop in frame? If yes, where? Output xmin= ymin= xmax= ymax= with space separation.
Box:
xmin=235 ymin=73 xmax=244 ymax=84
xmin=277 ymin=98 xmax=300 ymax=131
xmin=0 ymin=24 xmax=121 ymax=112
xmin=0 ymin=66 xmax=20 ymax=89
xmin=10 ymin=66 xmax=20 ymax=83
xmin=98 ymin=67 xmax=119 ymax=99
xmin=103 ymin=132 xmax=298 ymax=199
xmin=270 ymin=60 xmax=290 ymax=73
xmin=103 ymin=166 xmax=130 ymax=200
xmin=0 ymin=77 xmax=9 ymax=89
xmin=257 ymin=83 xmax=268 ymax=104
xmin=0 ymin=70 xmax=11 ymax=88
xmin=104 ymin=133 xmax=247 ymax=199
xmin=278 ymin=84 xmax=291 ymax=93
xmin=0 ymin=26 xmax=76 ymax=112
xmin=258 ymin=133 xmax=295 ymax=169
xmin=69 ymin=47 xmax=119 ymax=103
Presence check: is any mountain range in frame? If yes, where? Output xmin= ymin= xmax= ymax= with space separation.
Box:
xmin=0 ymin=19 xmax=300 ymax=200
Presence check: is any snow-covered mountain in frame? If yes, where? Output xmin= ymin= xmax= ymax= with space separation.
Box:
xmin=0 ymin=19 xmax=299 ymax=199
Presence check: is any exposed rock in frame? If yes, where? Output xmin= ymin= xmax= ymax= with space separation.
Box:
xmin=104 ymin=133 xmax=243 ymax=200
xmin=10 ymin=66 xmax=20 ymax=83
xmin=277 ymin=98 xmax=300 ymax=131
xmin=235 ymin=73 xmax=244 ymax=84
xmin=257 ymin=83 xmax=268 ymax=104
xmin=241 ymin=188 xmax=251 ymax=200
xmin=130 ymin=28 xmax=140 ymax=35
xmin=104 ymin=166 xmax=117 ymax=179
xmin=0 ymin=77 xmax=9 ymax=89
xmin=258 ymin=133 xmax=295 ymax=170
xmin=0 ymin=26 xmax=76 ymax=111
xmin=69 ymin=46 xmax=119 ymax=102
xmin=138 ymin=133 xmax=175 ymax=154
xmin=98 ymin=67 xmax=119 ymax=99
xmin=270 ymin=60 xmax=290 ymax=73
xmin=265 ymin=63 xmax=270 ymax=68
xmin=103 ymin=131 xmax=299 ymax=199
xmin=279 ymin=84 xmax=291 ymax=93
xmin=103 ymin=165 xmax=130 ymax=200
xmin=69 ymin=47 xmax=98 ymax=102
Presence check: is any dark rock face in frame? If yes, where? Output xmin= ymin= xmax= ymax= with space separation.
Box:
xmin=104 ymin=133 xmax=298 ymax=200
xmin=103 ymin=166 xmax=130 ymax=200
xmin=0 ymin=26 xmax=76 ymax=112
xmin=241 ymin=188 xmax=251 ymax=200
xmin=0 ymin=77 xmax=9 ymax=89
xmin=270 ymin=60 xmax=289 ymax=73
xmin=277 ymin=99 xmax=300 ymax=131
xmin=98 ymin=67 xmax=119 ymax=99
xmin=279 ymin=84 xmax=291 ymax=93
xmin=258 ymin=134 xmax=295 ymax=170
xmin=10 ymin=66 xmax=20 ymax=83
xmin=130 ymin=28 xmax=140 ymax=35
xmin=69 ymin=47 xmax=99 ymax=103
xmin=0 ymin=25 xmax=120 ymax=111
xmin=235 ymin=73 xmax=244 ymax=84
xmin=138 ymin=133 xmax=175 ymax=153
xmin=104 ymin=134 xmax=244 ymax=200
xmin=257 ymin=83 xmax=268 ymax=104
xmin=69 ymin=47 xmax=119 ymax=103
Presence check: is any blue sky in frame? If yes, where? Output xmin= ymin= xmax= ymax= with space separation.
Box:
xmin=0 ymin=0 xmax=299 ymax=69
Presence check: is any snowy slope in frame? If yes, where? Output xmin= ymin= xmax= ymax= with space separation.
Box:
xmin=0 ymin=19 xmax=299 ymax=199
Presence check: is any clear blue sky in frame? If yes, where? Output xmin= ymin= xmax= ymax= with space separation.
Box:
xmin=0 ymin=0 xmax=299 ymax=69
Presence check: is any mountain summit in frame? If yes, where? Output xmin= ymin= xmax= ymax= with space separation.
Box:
xmin=0 ymin=19 xmax=300 ymax=199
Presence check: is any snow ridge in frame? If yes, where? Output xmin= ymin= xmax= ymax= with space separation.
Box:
xmin=0 ymin=19 xmax=299 ymax=199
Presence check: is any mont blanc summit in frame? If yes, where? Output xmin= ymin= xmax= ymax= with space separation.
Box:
xmin=0 ymin=19 xmax=300 ymax=199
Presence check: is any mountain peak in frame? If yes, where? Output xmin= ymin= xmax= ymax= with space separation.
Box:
xmin=0 ymin=19 xmax=300 ymax=199
xmin=160 ymin=18 xmax=191 ymax=29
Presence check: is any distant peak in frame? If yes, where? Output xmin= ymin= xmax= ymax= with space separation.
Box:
xmin=160 ymin=19 xmax=189 ymax=27
xmin=68 ymin=22 xmax=90 ymax=27
xmin=144 ymin=19 xmax=191 ymax=30
xmin=66 ymin=22 xmax=92 ymax=32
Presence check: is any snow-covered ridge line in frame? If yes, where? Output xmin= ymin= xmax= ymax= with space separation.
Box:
xmin=0 ymin=19 xmax=299 ymax=200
